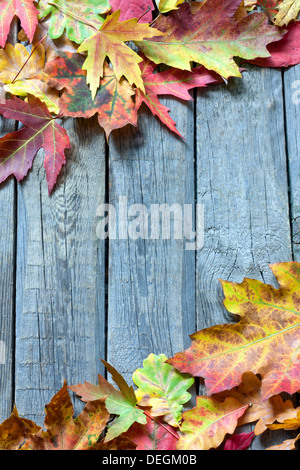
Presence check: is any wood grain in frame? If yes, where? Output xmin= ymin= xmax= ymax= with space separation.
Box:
xmin=14 ymin=117 xmax=106 ymax=423
xmin=107 ymin=99 xmax=196 ymax=385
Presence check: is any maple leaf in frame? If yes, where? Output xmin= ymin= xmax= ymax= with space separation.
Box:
xmin=0 ymin=43 xmax=60 ymax=114
xmin=124 ymin=415 xmax=179 ymax=450
xmin=96 ymin=435 xmax=137 ymax=450
xmin=214 ymin=371 xmax=298 ymax=435
xmin=223 ymin=432 xmax=255 ymax=450
xmin=275 ymin=0 xmax=300 ymax=25
xmin=77 ymin=10 xmax=164 ymax=99
xmin=22 ymin=382 xmax=109 ymax=450
xmin=70 ymin=361 xmax=147 ymax=443
xmin=247 ymin=22 xmax=300 ymax=67
xmin=168 ymin=262 xmax=300 ymax=400
xmin=0 ymin=406 xmax=40 ymax=450
xmin=38 ymin=0 xmax=111 ymax=43
xmin=136 ymin=0 xmax=283 ymax=79
xmin=176 ymin=396 xmax=248 ymax=450
xmin=0 ymin=95 xmax=70 ymax=194
xmin=135 ymin=55 xmax=221 ymax=136
xmin=43 ymin=52 xmax=137 ymax=138
xmin=132 ymin=353 xmax=194 ymax=427
xmin=155 ymin=0 xmax=185 ymax=13
xmin=0 ymin=0 xmax=39 ymax=48
xmin=110 ymin=0 xmax=155 ymax=22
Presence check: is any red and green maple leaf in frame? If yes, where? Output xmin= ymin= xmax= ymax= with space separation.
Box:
xmin=136 ymin=55 xmax=221 ymax=136
xmin=136 ymin=0 xmax=283 ymax=79
xmin=169 ymin=262 xmax=300 ymax=400
xmin=42 ymin=52 xmax=137 ymax=138
xmin=124 ymin=415 xmax=179 ymax=450
xmin=0 ymin=95 xmax=70 ymax=194
xmin=0 ymin=0 xmax=39 ymax=47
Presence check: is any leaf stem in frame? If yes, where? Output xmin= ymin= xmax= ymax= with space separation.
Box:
xmin=140 ymin=408 xmax=180 ymax=441
xmin=48 ymin=2 xmax=99 ymax=31
xmin=11 ymin=34 xmax=48 ymax=84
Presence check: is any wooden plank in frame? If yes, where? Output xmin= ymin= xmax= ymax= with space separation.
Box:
xmin=195 ymin=67 xmax=292 ymax=449
xmin=0 ymin=124 xmax=16 ymax=423
xmin=14 ymin=117 xmax=106 ymax=424
xmin=283 ymin=65 xmax=300 ymax=261
xmin=107 ymin=99 xmax=196 ymax=385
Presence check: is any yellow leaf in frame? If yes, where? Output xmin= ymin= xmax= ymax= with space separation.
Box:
xmin=275 ymin=0 xmax=300 ymax=25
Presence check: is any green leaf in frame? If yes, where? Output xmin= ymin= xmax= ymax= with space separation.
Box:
xmin=132 ymin=354 xmax=194 ymax=427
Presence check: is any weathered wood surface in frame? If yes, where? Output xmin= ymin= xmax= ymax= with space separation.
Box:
xmin=0 ymin=61 xmax=299 ymax=449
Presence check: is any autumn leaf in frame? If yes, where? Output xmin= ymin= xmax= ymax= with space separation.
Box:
xmin=124 ymin=415 xmax=179 ymax=450
xmin=135 ymin=55 xmax=221 ymax=136
xmin=0 ymin=406 xmax=40 ymax=450
xmin=70 ymin=361 xmax=147 ymax=443
xmin=22 ymin=382 xmax=109 ymax=450
xmin=214 ymin=372 xmax=298 ymax=435
xmin=247 ymin=22 xmax=300 ymax=67
xmin=77 ymin=10 xmax=164 ymax=99
xmin=132 ymin=353 xmax=194 ymax=427
xmin=136 ymin=0 xmax=283 ymax=79
xmin=0 ymin=0 xmax=39 ymax=48
xmin=176 ymin=396 xmax=248 ymax=450
xmin=43 ymin=52 xmax=137 ymax=138
xmin=0 ymin=43 xmax=60 ymax=114
xmin=0 ymin=95 xmax=70 ymax=194
xmin=223 ymin=432 xmax=255 ymax=450
xmin=267 ymin=409 xmax=300 ymax=430
xmin=38 ymin=0 xmax=111 ymax=43
xmin=266 ymin=433 xmax=300 ymax=450
xmin=275 ymin=0 xmax=300 ymax=25
xmin=155 ymin=0 xmax=185 ymax=13
xmin=110 ymin=0 xmax=155 ymax=22
xmin=96 ymin=435 xmax=137 ymax=450
xmin=168 ymin=262 xmax=300 ymax=400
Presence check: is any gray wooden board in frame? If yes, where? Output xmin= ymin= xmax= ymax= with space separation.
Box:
xmin=195 ymin=66 xmax=293 ymax=448
xmin=107 ymin=99 xmax=196 ymax=386
xmin=14 ymin=117 xmax=106 ymax=423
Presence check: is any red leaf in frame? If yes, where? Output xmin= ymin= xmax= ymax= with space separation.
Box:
xmin=247 ymin=22 xmax=300 ymax=67
xmin=110 ymin=0 xmax=154 ymax=22
xmin=0 ymin=0 xmax=39 ymax=47
xmin=223 ymin=432 xmax=255 ymax=450
xmin=0 ymin=96 xmax=70 ymax=194
xmin=125 ymin=415 xmax=178 ymax=450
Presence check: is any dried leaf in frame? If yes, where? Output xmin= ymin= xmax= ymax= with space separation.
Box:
xmin=110 ymin=0 xmax=155 ymax=22
xmin=275 ymin=0 xmax=300 ymax=25
xmin=0 ymin=407 xmax=40 ymax=450
xmin=124 ymin=415 xmax=179 ymax=450
xmin=266 ymin=433 xmax=300 ymax=450
xmin=0 ymin=0 xmax=39 ymax=47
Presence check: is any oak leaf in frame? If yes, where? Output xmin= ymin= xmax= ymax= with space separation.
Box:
xmin=43 ymin=52 xmax=137 ymax=138
xmin=168 ymin=262 xmax=300 ymax=400
xmin=132 ymin=353 xmax=194 ymax=427
xmin=275 ymin=0 xmax=300 ymax=25
xmin=0 ymin=95 xmax=70 ymax=194
xmin=176 ymin=396 xmax=248 ymax=450
xmin=110 ymin=0 xmax=155 ymax=22
xmin=266 ymin=433 xmax=300 ymax=450
xmin=214 ymin=372 xmax=298 ymax=435
xmin=137 ymin=0 xmax=283 ymax=79
xmin=267 ymin=409 xmax=300 ymax=430
xmin=38 ymin=0 xmax=111 ymax=43
xmin=77 ymin=10 xmax=164 ymax=98
xmin=0 ymin=0 xmax=39 ymax=48
xmin=21 ymin=382 xmax=109 ymax=450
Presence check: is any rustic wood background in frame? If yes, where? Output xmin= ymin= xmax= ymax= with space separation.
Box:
xmin=0 ymin=56 xmax=299 ymax=449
